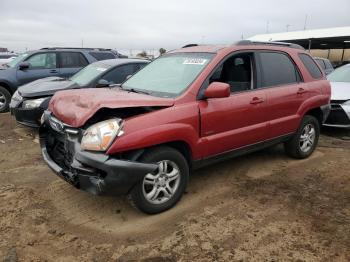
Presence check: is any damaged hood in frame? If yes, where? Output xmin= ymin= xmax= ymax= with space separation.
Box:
xmin=49 ymin=88 xmax=174 ymax=127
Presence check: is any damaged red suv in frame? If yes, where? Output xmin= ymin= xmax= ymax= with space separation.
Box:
xmin=40 ymin=42 xmax=331 ymax=214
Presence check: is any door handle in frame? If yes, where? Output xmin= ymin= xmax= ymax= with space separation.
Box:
xmin=50 ymin=69 xmax=58 ymax=73
xmin=250 ymin=97 xmax=264 ymax=105
xmin=297 ymin=88 xmax=307 ymax=95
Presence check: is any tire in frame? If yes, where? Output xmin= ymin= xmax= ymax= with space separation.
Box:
xmin=284 ymin=115 xmax=320 ymax=159
xmin=130 ymin=146 xmax=189 ymax=214
xmin=0 ymin=86 xmax=11 ymax=113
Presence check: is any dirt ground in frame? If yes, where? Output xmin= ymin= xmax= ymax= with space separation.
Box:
xmin=0 ymin=112 xmax=350 ymax=262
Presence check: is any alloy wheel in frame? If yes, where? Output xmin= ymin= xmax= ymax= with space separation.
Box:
xmin=299 ymin=123 xmax=316 ymax=153
xmin=142 ymin=160 xmax=181 ymax=205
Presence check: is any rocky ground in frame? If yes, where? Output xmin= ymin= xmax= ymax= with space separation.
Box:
xmin=0 ymin=112 xmax=349 ymax=261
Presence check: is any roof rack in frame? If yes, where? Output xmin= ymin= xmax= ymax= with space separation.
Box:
xmin=40 ymin=47 xmax=113 ymax=51
xmin=182 ymin=44 xmax=199 ymax=48
xmin=236 ymin=40 xmax=305 ymax=50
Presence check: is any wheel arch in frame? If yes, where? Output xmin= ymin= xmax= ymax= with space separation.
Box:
xmin=304 ymin=107 xmax=323 ymax=126
xmin=0 ymin=81 xmax=14 ymax=95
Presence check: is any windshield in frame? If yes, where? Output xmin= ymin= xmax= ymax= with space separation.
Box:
xmin=70 ymin=62 xmax=111 ymax=86
xmin=122 ymin=53 xmax=214 ymax=97
xmin=327 ymin=65 xmax=350 ymax=82
xmin=7 ymin=53 xmax=29 ymax=68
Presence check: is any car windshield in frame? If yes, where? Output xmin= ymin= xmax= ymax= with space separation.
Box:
xmin=70 ymin=62 xmax=111 ymax=86
xmin=122 ymin=53 xmax=214 ymax=97
xmin=6 ymin=53 xmax=29 ymax=68
xmin=327 ymin=65 xmax=350 ymax=82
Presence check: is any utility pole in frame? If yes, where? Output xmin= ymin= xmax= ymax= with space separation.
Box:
xmin=81 ymin=39 xmax=84 ymax=48
xmin=303 ymin=15 xmax=308 ymax=30
xmin=286 ymin=24 xmax=291 ymax=32
xmin=266 ymin=21 xmax=270 ymax=33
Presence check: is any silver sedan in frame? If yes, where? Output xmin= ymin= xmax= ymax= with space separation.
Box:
xmin=324 ymin=64 xmax=350 ymax=128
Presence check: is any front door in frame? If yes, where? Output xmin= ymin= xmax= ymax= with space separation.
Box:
xmin=17 ymin=52 xmax=59 ymax=85
xmin=199 ymin=52 xmax=269 ymax=158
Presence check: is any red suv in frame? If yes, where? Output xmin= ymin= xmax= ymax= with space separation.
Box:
xmin=40 ymin=42 xmax=331 ymax=214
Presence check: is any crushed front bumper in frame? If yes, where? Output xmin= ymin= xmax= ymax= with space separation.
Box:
xmin=40 ymin=113 xmax=158 ymax=196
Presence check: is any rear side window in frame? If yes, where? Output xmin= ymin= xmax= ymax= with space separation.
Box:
xmin=299 ymin=53 xmax=323 ymax=79
xmin=316 ymin=59 xmax=326 ymax=69
xmin=325 ymin=60 xmax=333 ymax=69
xmin=89 ymin=52 xmax=116 ymax=61
xmin=259 ymin=52 xmax=301 ymax=88
xmin=60 ymin=52 xmax=88 ymax=68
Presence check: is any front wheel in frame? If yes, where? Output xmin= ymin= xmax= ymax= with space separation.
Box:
xmin=284 ymin=115 xmax=320 ymax=159
xmin=130 ymin=146 xmax=189 ymax=214
xmin=0 ymin=86 xmax=11 ymax=113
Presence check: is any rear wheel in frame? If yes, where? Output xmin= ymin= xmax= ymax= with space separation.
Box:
xmin=284 ymin=115 xmax=320 ymax=159
xmin=0 ymin=86 xmax=11 ymax=113
xmin=130 ymin=146 xmax=189 ymax=214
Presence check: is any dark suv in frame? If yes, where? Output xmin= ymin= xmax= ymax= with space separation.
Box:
xmin=0 ymin=48 xmax=117 ymax=112
xmin=41 ymin=42 xmax=331 ymax=214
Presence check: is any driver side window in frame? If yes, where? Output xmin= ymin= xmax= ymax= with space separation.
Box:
xmin=101 ymin=64 xmax=136 ymax=85
xmin=26 ymin=53 xmax=57 ymax=69
xmin=209 ymin=53 xmax=254 ymax=93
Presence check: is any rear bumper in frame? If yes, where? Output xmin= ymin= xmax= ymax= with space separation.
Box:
xmin=39 ymin=116 xmax=157 ymax=196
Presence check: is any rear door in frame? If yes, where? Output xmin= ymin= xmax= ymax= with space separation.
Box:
xmin=58 ymin=52 xmax=89 ymax=78
xmin=257 ymin=51 xmax=307 ymax=139
xmin=199 ymin=51 xmax=269 ymax=157
xmin=16 ymin=52 xmax=59 ymax=85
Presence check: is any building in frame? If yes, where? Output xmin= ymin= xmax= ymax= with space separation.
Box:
xmin=247 ymin=26 xmax=350 ymax=64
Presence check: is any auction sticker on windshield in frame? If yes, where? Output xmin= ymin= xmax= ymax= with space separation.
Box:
xmin=183 ymin=58 xmax=207 ymax=65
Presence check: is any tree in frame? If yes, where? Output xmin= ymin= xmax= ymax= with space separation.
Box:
xmin=159 ymin=48 xmax=166 ymax=55
xmin=137 ymin=51 xmax=148 ymax=58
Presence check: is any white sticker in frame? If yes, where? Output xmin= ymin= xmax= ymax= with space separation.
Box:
xmin=183 ymin=58 xmax=207 ymax=65
xmin=96 ymin=68 xmax=107 ymax=72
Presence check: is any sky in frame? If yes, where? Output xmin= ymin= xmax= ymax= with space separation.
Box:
xmin=0 ymin=0 xmax=349 ymax=55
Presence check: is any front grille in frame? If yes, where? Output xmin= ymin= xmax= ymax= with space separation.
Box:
xmin=331 ymin=100 xmax=347 ymax=104
xmin=325 ymin=107 xmax=350 ymax=125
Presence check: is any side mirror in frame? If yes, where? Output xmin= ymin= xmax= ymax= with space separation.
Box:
xmin=125 ymin=74 xmax=133 ymax=80
xmin=204 ymin=82 xmax=230 ymax=99
xmin=96 ymin=79 xmax=110 ymax=88
xmin=18 ymin=62 xmax=30 ymax=70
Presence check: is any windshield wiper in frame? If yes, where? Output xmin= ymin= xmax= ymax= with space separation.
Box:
xmin=123 ymin=87 xmax=151 ymax=95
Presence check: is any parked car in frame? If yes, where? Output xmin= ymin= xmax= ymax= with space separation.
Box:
xmin=40 ymin=42 xmax=331 ymax=214
xmin=324 ymin=64 xmax=350 ymax=128
xmin=314 ymin=57 xmax=334 ymax=75
xmin=0 ymin=47 xmax=117 ymax=112
xmin=0 ymin=53 xmax=18 ymax=66
xmin=10 ymin=59 xmax=149 ymax=127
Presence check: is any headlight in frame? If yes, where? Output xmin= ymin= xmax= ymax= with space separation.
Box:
xmin=12 ymin=90 xmax=22 ymax=101
xmin=343 ymin=100 xmax=350 ymax=106
xmin=81 ymin=119 xmax=124 ymax=151
xmin=22 ymin=98 xmax=46 ymax=109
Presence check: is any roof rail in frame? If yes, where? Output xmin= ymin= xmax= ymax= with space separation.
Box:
xmin=40 ymin=47 xmax=113 ymax=51
xmin=182 ymin=44 xmax=199 ymax=48
xmin=236 ymin=40 xmax=305 ymax=50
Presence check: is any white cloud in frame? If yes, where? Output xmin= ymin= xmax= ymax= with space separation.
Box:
xmin=0 ymin=0 xmax=349 ymax=52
